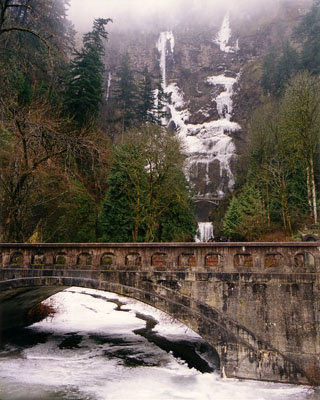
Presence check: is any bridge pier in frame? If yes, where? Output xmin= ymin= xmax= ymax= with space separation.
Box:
xmin=0 ymin=242 xmax=319 ymax=385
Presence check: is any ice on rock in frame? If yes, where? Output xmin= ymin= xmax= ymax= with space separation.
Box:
xmin=164 ymin=84 xmax=238 ymax=193
xmin=213 ymin=12 xmax=240 ymax=54
xmin=207 ymin=75 xmax=239 ymax=120
xmin=167 ymin=83 xmax=187 ymax=110
xmin=157 ymin=31 xmax=175 ymax=87
xmin=157 ymin=28 xmax=240 ymax=201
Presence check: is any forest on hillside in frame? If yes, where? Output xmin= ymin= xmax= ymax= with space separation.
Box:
xmin=0 ymin=0 xmax=196 ymax=243
xmin=216 ymin=0 xmax=320 ymax=241
xmin=1 ymin=0 xmax=320 ymax=243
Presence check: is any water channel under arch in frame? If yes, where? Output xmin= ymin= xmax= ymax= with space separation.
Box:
xmin=0 ymin=287 xmax=317 ymax=400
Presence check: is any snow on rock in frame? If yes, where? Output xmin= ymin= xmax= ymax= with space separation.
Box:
xmin=207 ymin=74 xmax=239 ymax=120
xmin=213 ymin=12 xmax=239 ymax=54
xmin=157 ymin=28 xmax=240 ymax=199
xmin=164 ymin=80 xmax=237 ymax=192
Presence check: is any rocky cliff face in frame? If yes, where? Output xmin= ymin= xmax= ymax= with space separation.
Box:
xmin=104 ymin=1 xmax=311 ymax=232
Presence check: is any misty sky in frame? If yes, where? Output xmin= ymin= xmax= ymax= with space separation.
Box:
xmin=68 ymin=0 xmax=184 ymax=32
xmin=68 ymin=0 xmax=250 ymax=32
xmin=68 ymin=0 xmax=311 ymax=34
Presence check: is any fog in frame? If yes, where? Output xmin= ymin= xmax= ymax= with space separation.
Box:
xmin=68 ymin=0 xmax=311 ymax=33
xmin=68 ymin=0 xmax=224 ymax=32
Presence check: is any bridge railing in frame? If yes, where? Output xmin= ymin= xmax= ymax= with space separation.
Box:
xmin=0 ymin=243 xmax=319 ymax=273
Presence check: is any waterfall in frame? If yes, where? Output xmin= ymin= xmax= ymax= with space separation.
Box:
xmin=196 ymin=222 xmax=214 ymax=242
xmin=156 ymin=31 xmax=175 ymax=88
xmin=213 ymin=12 xmax=239 ymax=54
xmin=106 ymin=72 xmax=112 ymax=102
xmin=156 ymin=29 xmax=239 ymax=197
xmin=207 ymin=75 xmax=238 ymax=120
xmin=156 ymin=19 xmax=240 ymax=239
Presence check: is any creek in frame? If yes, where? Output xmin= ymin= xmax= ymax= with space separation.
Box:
xmin=0 ymin=288 xmax=317 ymax=400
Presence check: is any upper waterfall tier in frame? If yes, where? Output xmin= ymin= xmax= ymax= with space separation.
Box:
xmin=157 ymin=31 xmax=175 ymax=88
xmin=157 ymin=25 xmax=241 ymax=199
xmin=213 ymin=12 xmax=239 ymax=54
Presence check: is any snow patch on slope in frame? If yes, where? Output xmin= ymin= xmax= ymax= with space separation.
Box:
xmin=213 ymin=12 xmax=239 ymax=54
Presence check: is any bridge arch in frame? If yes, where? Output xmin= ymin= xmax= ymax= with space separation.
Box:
xmin=1 ymin=242 xmax=319 ymax=386
xmin=0 ymin=274 xmax=308 ymax=386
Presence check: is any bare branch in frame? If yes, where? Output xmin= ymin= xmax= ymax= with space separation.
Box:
xmin=0 ymin=26 xmax=50 ymax=49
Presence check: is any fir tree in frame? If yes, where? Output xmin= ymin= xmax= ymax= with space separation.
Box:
xmin=64 ymin=18 xmax=111 ymax=128
xmin=137 ymin=66 xmax=157 ymax=124
xmin=294 ymin=0 xmax=320 ymax=74
xmin=223 ymin=196 xmax=243 ymax=240
xmin=154 ymin=78 xmax=169 ymax=125
xmin=113 ymin=52 xmax=137 ymax=130
xmin=261 ymin=43 xmax=299 ymax=97
xmin=261 ymin=47 xmax=278 ymax=96
xmin=223 ymin=184 xmax=268 ymax=241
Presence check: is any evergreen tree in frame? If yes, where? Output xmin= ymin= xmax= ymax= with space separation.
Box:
xmin=223 ymin=184 xmax=268 ymax=241
xmin=0 ymin=2 xmax=111 ymax=243
xmin=113 ymin=52 xmax=137 ymax=130
xmin=0 ymin=0 xmax=74 ymax=103
xmin=223 ymin=196 xmax=243 ymax=240
xmin=137 ymin=66 xmax=157 ymax=124
xmin=51 ymin=185 xmax=99 ymax=243
xmin=100 ymin=145 xmax=147 ymax=242
xmin=294 ymin=0 xmax=320 ymax=74
xmin=64 ymin=18 xmax=111 ymax=128
xmin=154 ymin=78 xmax=169 ymax=125
xmin=100 ymin=125 xmax=197 ymax=242
xmin=261 ymin=47 xmax=278 ymax=96
xmin=274 ymin=43 xmax=299 ymax=95
xmin=261 ymin=43 xmax=299 ymax=97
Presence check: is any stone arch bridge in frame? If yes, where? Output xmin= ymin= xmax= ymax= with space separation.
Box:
xmin=0 ymin=242 xmax=319 ymax=386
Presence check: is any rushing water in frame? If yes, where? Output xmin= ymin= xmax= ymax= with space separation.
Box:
xmin=0 ymin=288 xmax=318 ymax=400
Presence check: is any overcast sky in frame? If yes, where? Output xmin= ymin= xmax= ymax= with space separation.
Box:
xmin=68 ymin=0 xmax=183 ymax=32
xmin=68 ymin=0 xmax=310 ymax=33
xmin=67 ymin=0 xmax=249 ymax=32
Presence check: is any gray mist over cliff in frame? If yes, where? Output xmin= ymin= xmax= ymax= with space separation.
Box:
xmin=68 ymin=0 xmax=311 ymax=34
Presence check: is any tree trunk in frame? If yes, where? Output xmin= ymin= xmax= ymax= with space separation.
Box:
xmin=266 ymin=183 xmax=271 ymax=228
xmin=306 ymin=165 xmax=313 ymax=219
xmin=281 ymin=178 xmax=292 ymax=235
xmin=310 ymin=156 xmax=318 ymax=224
